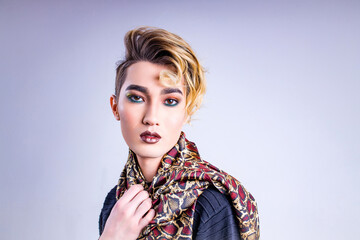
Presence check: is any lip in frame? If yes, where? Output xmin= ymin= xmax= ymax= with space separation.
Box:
xmin=140 ymin=131 xmax=161 ymax=144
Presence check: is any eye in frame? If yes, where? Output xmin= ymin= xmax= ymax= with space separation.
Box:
xmin=164 ymin=98 xmax=179 ymax=106
xmin=127 ymin=94 xmax=144 ymax=103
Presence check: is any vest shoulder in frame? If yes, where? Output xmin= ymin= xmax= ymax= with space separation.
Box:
xmin=195 ymin=186 xmax=234 ymax=222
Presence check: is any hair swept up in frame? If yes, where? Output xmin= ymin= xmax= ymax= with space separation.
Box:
xmin=115 ymin=26 xmax=206 ymax=121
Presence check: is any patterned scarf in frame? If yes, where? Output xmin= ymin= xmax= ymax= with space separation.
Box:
xmin=116 ymin=132 xmax=260 ymax=240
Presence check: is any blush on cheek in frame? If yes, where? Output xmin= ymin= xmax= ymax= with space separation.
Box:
xmin=122 ymin=108 xmax=137 ymax=122
xmin=120 ymin=101 xmax=143 ymax=122
xmin=170 ymin=112 xmax=187 ymax=127
xmin=118 ymin=103 xmax=143 ymax=143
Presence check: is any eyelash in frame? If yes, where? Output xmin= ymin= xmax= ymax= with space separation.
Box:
xmin=126 ymin=94 xmax=179 ymax=106
xmin=127 ymin=94 xmax=144 ymax=103
xmin=164 ymin=98 xmax=179 ymax=107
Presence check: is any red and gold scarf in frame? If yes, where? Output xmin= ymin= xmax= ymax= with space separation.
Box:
xmin=116 ymin=132 xmax=260 ymax=240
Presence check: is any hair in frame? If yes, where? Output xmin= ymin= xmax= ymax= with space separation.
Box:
xmin=114 ymin=26 xmax=206 ymax=121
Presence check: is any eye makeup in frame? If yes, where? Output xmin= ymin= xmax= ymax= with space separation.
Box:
xmin=126 ymin=93 xmax=144 ymax=103
xmin=125 ymin=91 xmax=182 ymax=107
xmin=164 ymin=98 xmax=179 ymax=106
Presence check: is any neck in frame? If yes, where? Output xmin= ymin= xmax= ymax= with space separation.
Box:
xmin=136 ymin=155 xmax=162 ymax=182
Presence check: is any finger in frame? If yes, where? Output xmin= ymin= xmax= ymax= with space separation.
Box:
xmin=127 ymin=190 xmax=150 ymax=214
xmin=119 ymin=184 xmax=144 ymax=204
xmin=139 ymin=209 xmax=155 ymax=229
xmin=134 ymin=197 xmax=152 ymax=219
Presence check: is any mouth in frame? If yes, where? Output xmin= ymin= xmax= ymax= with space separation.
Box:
xmin=140 ymin=131 xmax=161 ymax=144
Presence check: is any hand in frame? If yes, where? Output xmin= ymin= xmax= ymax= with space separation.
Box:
xmin=100 ymin=184 xmax=155 ymax=240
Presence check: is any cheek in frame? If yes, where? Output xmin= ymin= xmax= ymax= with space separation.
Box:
xmin=119 ymin=104 xmax=142 ymax=131
xmin=166 ymin=109 xmax=186 ymax=129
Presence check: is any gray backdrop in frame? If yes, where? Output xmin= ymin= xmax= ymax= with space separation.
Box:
xmin=1 ymin=0 xmax=359 ymax=239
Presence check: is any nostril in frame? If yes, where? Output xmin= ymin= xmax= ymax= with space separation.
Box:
xmin=143 ymin=118 xmax=156 ymax=126
xmin=142 ymin=106 xmax=159 ymax=126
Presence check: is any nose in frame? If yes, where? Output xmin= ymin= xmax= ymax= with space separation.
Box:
xmin=142 ymin=101 xmax=160 ymax=126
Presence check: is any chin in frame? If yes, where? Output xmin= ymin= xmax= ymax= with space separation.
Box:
xmin=135 ymin=151 xmax=166 ymax=160
xmin=131 ymin=144 xmax=170 ymax=159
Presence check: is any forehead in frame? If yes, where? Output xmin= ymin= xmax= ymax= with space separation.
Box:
xmin=124 ymin=61 xmax=185 ymax=91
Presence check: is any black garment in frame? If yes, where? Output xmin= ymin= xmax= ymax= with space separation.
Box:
xmin=99 ymin=186 xmax=240 ymax=240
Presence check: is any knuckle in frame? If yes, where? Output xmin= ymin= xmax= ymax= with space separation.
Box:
xmin=143 ymin=198 xmax=152 ymax=209
xmin=133 ymin=184 xmax=143 ymax=191
xmin=115 ymin=197 xmax=126 ymax=209
xmin=115 ymin=205 xmax=125 ymax=215
xmin=114 ymin=202 xmax=130 ymax=217
xmin=139 ymin=190 xmax=149 ymax=198
xmin=144 ymin=190 xmax=150 ymax=197
xmin=122 ymin=209 xmax=131 ymax=219
xmin=114 ymin=201 xmax=123 ymax=211
xmin=129 ymin=221 xmax=141 ymax=232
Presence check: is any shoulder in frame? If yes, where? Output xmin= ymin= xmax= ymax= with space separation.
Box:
xmin=193 ymin=187 xmax=240 ymax=240
xmin=101 ymin=185 xmax=117 ymax=211
xmin=98 ymin=185 xmax=117 ymax=236
xmin=195 ymin=187 xmax=231 ymax=217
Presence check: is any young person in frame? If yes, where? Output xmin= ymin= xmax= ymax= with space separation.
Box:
xmin=99 ymin=27 xmax=260 ymax=240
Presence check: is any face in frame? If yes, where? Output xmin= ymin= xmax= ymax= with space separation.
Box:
xmin=111 ymin=61 xmax=187 ymax=161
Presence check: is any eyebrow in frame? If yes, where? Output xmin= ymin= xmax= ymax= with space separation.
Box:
xmin=125 ymin=84 xmax=148 ymax=94
xmin=125 ymin=84 xmax=183 ymax=95
xmin=161 ymin=88 xmax=183 ymax=95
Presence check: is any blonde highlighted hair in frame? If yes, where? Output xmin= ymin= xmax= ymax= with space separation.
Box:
xmin=114 ymin=26 xmax=206 ymax=120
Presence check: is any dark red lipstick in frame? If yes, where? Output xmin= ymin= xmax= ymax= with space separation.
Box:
xmin=140 ymin=131 xmax=161 ymax=144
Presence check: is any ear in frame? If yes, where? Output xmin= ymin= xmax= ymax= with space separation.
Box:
xmin=110 ymin=94 xmax=120 ymax=121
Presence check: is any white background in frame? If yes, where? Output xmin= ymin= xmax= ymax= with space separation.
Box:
xmin=1 ymin=0 xmax=359 ymax=239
